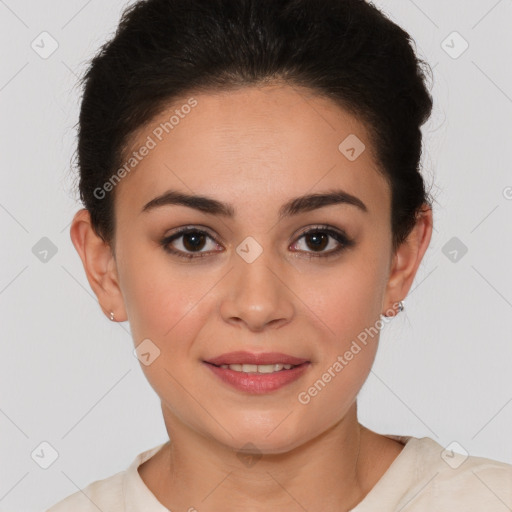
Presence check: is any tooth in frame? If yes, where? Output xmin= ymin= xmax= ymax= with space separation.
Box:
xmin=256 ymin=364 xmax=278 ymax=373
xmin=220 ymin=363 xmax=297 ymax=373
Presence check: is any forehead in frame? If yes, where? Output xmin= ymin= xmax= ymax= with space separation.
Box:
xmin=114 ymin=84 xmax=389 ymax=218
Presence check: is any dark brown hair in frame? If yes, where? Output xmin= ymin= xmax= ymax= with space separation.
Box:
xmin=73 ymin=0 xmax=435 ymax=254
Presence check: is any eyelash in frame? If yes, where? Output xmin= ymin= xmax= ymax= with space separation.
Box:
xmin=160 ymin=224 xmax=354 ymax=261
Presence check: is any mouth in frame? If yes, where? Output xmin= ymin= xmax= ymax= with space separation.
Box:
xmin=204 ymin=350 xmax=310 ymax=367
xmin=202 ymin=352 xmax=311 ymax=394
xmin=204 ymin=361 xmax=307 ymax=373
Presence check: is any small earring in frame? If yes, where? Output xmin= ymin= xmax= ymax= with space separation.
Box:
xmin=109 ymin=311 xmax=115 ymax=321
xmin=382 ymin=300 xmax=404 ymax=318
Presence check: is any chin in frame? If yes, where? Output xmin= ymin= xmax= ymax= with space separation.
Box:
xmin=215 ymin=418 xmax=312 ymax=456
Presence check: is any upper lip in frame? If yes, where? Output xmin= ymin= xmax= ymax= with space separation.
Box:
xmin=204 ymin=351 xmax=309 ymax=366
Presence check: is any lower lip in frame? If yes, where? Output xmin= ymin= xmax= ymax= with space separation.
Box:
xmin=203 ymin=362 xmax=311 ymax=394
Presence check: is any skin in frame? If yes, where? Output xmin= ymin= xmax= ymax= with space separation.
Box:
xmin=70 ymin=84 xmax=433 ymax=512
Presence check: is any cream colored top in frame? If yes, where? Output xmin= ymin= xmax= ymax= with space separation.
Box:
xmin=46 ymin=435 xmax=512 ymax=511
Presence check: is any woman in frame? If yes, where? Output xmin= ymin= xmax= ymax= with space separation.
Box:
xmin=47 ymin=0 xmax=512 ymax=510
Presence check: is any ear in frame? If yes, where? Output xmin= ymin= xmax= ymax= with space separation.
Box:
xmin=69 ymin=208 xmax=127 ymax=322
xmin=382 ymin=205 xmax=433 ymax=316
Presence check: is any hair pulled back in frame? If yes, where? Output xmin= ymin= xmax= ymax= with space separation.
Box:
xmin=74 ymin=0 xmax=434 ymax=254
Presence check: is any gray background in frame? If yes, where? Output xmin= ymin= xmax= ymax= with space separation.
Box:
xmin=1 ymin=0 xmax=511 ymax=510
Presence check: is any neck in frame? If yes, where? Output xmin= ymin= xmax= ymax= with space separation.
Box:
xmin=140 ymin=402 xmax=387 ymax=512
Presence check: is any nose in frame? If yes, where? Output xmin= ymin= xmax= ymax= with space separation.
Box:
xmin=219 ymin=248 xmax=295 ymax=332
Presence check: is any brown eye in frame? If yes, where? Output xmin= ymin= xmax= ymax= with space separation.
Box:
xmin=291 ymin=226 xmax=354 ymax=258
xmin=304 ymin=231 xmax=329 ymax=252
xmin=161 ymin=228 xmax=222 ymax=259
xmin=182 ymin=232 xmax=207 ymax=251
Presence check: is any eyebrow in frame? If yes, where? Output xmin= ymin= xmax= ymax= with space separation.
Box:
xmin=141 ymin=188 xmax=368 ymax=219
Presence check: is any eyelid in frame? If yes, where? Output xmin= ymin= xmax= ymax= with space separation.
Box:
xmin=164 ymin=225 xmax=222 ymax=245
xmin=293 ymin=223 xmax=349 ymax=239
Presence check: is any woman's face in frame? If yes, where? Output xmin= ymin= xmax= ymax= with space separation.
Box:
xmin=104 ymin=84 xmax=416 ymax=453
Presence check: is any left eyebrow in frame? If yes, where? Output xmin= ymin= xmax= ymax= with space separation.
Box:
xmin=140 ymin=188 xmax=368 ymax=219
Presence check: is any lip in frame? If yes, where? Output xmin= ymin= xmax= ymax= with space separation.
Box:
xmin=203 ymin=361 xmax=311 ymax=394
xmin=204 ymin=351 xmax=309 ymax=366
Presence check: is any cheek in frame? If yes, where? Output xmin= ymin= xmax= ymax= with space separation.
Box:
xmin=121 ymin=267 xmax=211 ymax=410
xmin=117 ymin=240 xmax=206 ymax=339
xmin=294 ymin=272 xmax=383 ymax=424
xmin=293 ymin=258 xmax=384 ymax=401
xmin=297 ymin=258 xmax=384 ymax=341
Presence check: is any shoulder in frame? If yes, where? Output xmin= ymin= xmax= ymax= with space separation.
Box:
xmin=45 ymin=470 xmax=124 ymax=512
xmin=404 ymin=437 xmax=512 ymax=510
xmin=433 ymin=452 xmax=512 ymax=499
xmin=44 ymin=442 xmax=167 ymax=512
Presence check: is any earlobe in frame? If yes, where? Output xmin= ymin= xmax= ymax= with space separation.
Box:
xmin=69 ymin=208 xmax=127 ymax=322
xmin=382 ymin=206 xmax=433 ymax=314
